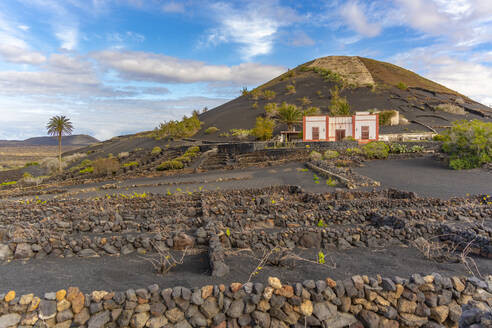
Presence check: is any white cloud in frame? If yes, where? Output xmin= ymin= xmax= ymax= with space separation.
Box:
xmin=205 ymin=1 xmax=300 ymax=59
xmin=17 ymin=25 xmax=29 ymax=31
xmin=92 ymin=50 xmax=286 ymax=84
xmin=392 ymin=48 xmax=492 ymax=105
xmin=340 ymin=1 xmax=381 ymax=37
xmin=56 ymin=28 xmax=78 ymax=50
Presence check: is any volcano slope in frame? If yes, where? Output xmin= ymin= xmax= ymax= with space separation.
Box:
xmin=195 ymin=56 xmax=492 ymax=141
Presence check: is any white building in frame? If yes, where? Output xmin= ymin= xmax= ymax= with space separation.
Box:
xmin=303 ymin=112 xmax=379 ymax=143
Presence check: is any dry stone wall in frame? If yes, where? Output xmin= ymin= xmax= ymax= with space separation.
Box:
xmin=0 ymin=273 xmax=491 ymax=328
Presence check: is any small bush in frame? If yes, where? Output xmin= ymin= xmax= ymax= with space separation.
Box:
xmin=155 ymin=112 xmax=202 ymax=140
xmin=157 ymin=160 xmax=184 ymax=171
xmin=151 ymin=146 xmax=162 ymax=155
xmin=316 ymin=90 xmax=323 ymax=98
xmin=440 ymin=120 xmax=492 ymax=169
xmin=389 ymin=143 xmax=408 ymax=154
xmin=204 ymin=127 xmax=219 ymax=134
xmin=329 ymin=86 xmax=351 ymax=116
xmin=362 ymin=141 xmax=389 ymax=159
xmin=435 ymin=103 xmax=466 ymax=115
xmin=299 ymin=96 xmax=312 ymax=106
xmin=123 ymin=161 xmax=139 ymax=168
xmin=286 ymin=84 xmax=296 ymax=94
xmin=241 ymin=87 xmax=249 ymax=96
xmin=379 ymin=110 xmax=397 ymax=126
xmin=79 ymin=166 xmax=94 ymax=174
xmin=346 ymin=147 xmax=362 ymax=155
xmin=24 ymin=162 xmax=39 ymax=167
xmin=0 ymin=181 xmax=17 ymax=186
xmin=326 ymin=177 xmax=338 ymax=186
xmin=252 ymin=102 xmax=258 ymax=109
xmin=262 ymin=90 xmax=276 ymax=100
xmin=410 ymin=145 xmax=424 ymax=153
xmin=396 ymin=82 xmax=408 ymax=90
xmin=309 ymin=151 xmax=322 ymax=161
xmin=264 ymin=103 xmax=279 ymax=118
xmin=230 ymin=129 xmax=252 ymax=140
xmin=250 ymin=89 xmax=262 ymax=100
xmin=252 ymin=117 xmax=274 ymax=141
xmin=93 ymin=158 xmax=120 ymax=175
xmin=323 ymin=150 xmax=339 ymax=159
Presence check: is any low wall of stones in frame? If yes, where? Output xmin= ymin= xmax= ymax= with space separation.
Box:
xmin=1 ymin=186 xmax=491 ymax=262
xmin=0 ymin=273 xmax=491 ymax=328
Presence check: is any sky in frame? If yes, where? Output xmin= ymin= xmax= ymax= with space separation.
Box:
xmin=0 ymin=0 xmax=491 ymax=141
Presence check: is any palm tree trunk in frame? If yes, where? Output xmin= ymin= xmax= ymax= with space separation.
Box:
xmin=58 ymin=133 xmax=62 ymax=173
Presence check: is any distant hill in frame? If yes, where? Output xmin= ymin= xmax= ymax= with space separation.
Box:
xmin=194 ymin=55 xmax=492 ymax=140
xmin=0 ymin=134 xmax=99 ymax=147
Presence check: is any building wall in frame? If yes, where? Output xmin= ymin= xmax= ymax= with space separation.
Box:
xmin=303 ymin=116 xmax=327 ymax=141
xmin=328 ymin=116 xmax=353 ymax=140
xmin=354 ymin=113 xmax=378 ymax=141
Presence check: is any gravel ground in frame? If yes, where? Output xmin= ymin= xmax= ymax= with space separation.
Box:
xmin=0 ymin=246 xmax=489 ymax=295
xmin=355 ymin=157 xmax=492 ymax=199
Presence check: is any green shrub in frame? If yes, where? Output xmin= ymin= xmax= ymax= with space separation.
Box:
xmin=252 ymin=117 xmax=274 ymax=141
xmin=250 ymin=89 xmax=262 ymax=100
xmin=346 ymin=147 xmax=362 ymax=155
xmin=329 ymin=86 xmax=351 ymax=116
xmin=23 ymin=172 xmax=33 ymax=178
xmin=286 ymin=84 xmax=296 ymax=94
xmin=241 ymin=87 xmax=249 ymax=96
xmin=301 ymin=66 xmax=344 ymax=85
xmin=362 ymin=141 xmax=389 ymax=159
xmin=155 ymin=112 xmax=202 ymax=139
xmin=396 ymin=82 xmax=408 ymax=90
xmin=157 ymin=160 xmax=184 ymax=171
xmin=410 ymin=145 xmax=424 ymax=153
xmin=262 ymin=90 xmax=276 ymax=100
xmin=440 ymin=120 xmax=492 ymax=169
xmin=79 ymin=166 xmax=94 ymax=174
xmin=309 ymin=151 xmax=322 ymax=161
xmin=204 ymin=127 xmax=219 ymax=134
xmin=151 ymin=146 xmax=162 ymax=155
xmin=0 ymin=181 xmax=17 ymax=186
xmin=326 ymin=177 xmax=338 ymax=186
xmin=264 ymin=103 xmax=279 ymax=118
xmin=230 ymin=129 xmax=252 ymax=139
xmin=389 ymin=143 xmax=408 ymax=154
xmin=252 ymin=102 xmax=258 ymax=109
xmin=24 ymin=162 xmax=39 ymax=167
xmin=379 ymin=110 xmax=397 ymax=126
xmin=299 ymin=96 xmax=312 ymax=106
xmin=123 ymin=161 xmax=139 ymax=168
xmin=323 ymin=150 xmax=339 ymax=159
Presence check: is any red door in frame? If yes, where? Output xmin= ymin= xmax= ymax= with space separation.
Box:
xmin=312 ymin=127 xmax=319 ymax=140
xmin=361 ymin=126 xmax=369 ymax=139
xmin=335 ymin=129 xmax=345 ymax=141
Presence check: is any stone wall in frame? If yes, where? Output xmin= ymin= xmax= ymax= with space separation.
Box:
xmin=1 ymin=186 xmax=491 ymax=262
xmin=0 ymin=273 xmax=491 ymax=328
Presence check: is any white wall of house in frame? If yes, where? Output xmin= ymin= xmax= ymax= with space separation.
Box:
xmin=304 ymin=116 xmax=326 ymax=140
xmin=354 ymin=113 xmax=378 ymax=140
xmin=328 ymin=116 xmax=353 ymax=140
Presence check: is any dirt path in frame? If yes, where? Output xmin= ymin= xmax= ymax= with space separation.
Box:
xmin=0 ymin=246 xmax=489 ymax=295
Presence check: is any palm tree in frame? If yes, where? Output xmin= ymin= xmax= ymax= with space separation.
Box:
xmin=277 ymin=102 xmax=303 ymax=131
xmin=46 ymin=115 xmax=73 ymax=173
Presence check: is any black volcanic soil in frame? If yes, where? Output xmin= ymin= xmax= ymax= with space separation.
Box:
xmin=355 ymin=157 xmax=492 ymax=198
xmin=1 ymin=246 xmax=490 ymax=295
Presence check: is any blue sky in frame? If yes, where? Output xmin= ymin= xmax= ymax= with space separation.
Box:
xmin=0 ymin=0 xmax=491 ymax=140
